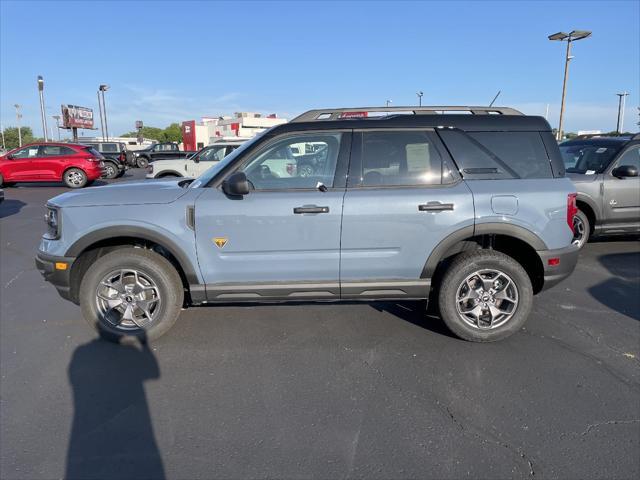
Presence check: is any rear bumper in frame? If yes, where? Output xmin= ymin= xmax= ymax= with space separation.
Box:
xmin=35 ymin=251 xmax=76 ymax=302
xmin=537 ymin=243 xmax=580 ymax=291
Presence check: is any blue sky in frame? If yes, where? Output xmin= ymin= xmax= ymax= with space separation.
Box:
xmin=1 ymin=0 xmax=638 ymax=138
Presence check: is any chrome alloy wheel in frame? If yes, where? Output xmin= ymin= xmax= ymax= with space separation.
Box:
xmin=455 ymin=269 xmax=519 ymax=330
xmin=65 ymin=170 xmax=85 ymax=186
xmin=572 ymin=215 xmax=586 ymax=247
xmin=95 ymin=269 xmax=162 ymax=330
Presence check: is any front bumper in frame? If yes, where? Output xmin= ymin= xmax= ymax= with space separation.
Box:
xmin=537 ymin=243 xmax=580 ymax=291
xmin=35 ymin=251 xmax=76 ymax=302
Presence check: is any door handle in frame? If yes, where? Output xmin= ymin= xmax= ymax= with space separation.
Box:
xmin=293 ymin=205 xmax=329 ymax=214
xmin=418 ymin=202 xmax=454 ymax=212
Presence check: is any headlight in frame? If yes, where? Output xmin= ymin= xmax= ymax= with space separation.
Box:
xmin=44 ymin=206 xmax=60 ymax=240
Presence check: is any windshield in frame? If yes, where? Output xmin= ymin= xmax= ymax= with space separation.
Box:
xmin=189 ymin=134 xmax=265 ymax=188
xmin=560 ymin=142 xmax=623 ymax=174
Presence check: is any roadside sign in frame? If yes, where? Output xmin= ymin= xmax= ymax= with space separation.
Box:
xmin=61 ymin=105 xmax=94 ymax=129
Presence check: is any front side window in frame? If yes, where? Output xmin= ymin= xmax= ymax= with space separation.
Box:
xmin=353 ymin=131 xmax=449 ymax=187
xmin=239 ymin=133 xmax=342 ymax=190
xmin=560 ymin=142 xmax=622 ymax=174
xmin=101 ymin=143 xmax=119 ymax=153
xmin=11 ymin=146 xmax=41 ymax=158
xmin=199 ymin=146 xmax=226 ymax=162
xmin=613 ymin=145 xmax=640 ymax=171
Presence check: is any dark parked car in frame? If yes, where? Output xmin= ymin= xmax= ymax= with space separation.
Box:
xmin=560 ymin=134 xmax=640 ymax=247
xmin=79 ymin=141 xmax=128 ymax=179
xmin=132 ymin=142 xmax=196 ymax=168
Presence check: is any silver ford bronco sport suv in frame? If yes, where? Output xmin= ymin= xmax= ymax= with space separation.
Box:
xmin=36 ymin=106 xmax=579 ymax=343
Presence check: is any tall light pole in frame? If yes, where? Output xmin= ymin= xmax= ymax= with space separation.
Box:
xmin=37 ymin=75 xmax=49 ymax=142
xmin=14 ymin=104 xmax=22 ymax=147
xmin=52 ymin=115 xmax=61 ymax=140
xmin=416 ymin=91 xmax=423 ymax=107
xmin=99 ymin=84 xmax=110 ymax=141
xmin=615 ymin=92 xmax=629 ymax=134
xmin=386 ymin=99 xmax=392 ymax=107
xmin=548 ymin=30 xmax=591 ymax=141
xmin=97 ymin=90 xmax=105 ymax=141
xmin=0 ymin=125 xmax=5 ymax=150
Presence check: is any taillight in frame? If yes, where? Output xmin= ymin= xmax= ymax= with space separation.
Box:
xmin=286 ymin=163 xmax=296 ymax=176
xmin=119 ymin=152 xmax=125 ymax=161
xmin=567 ymin=193 xmax=578 ymax=233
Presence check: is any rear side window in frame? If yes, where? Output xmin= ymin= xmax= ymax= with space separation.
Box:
xmin=83 ymin=147 xmax=103 ymax=158
xmin=101 ymin=143 xmax=119 ymax=153
xmin=352 ymin=131 xmax=454 ymax=187
xmin=41 ymin=145 xmax=76 ymax=156
xmin=439 ymin=130 xmax=553 ymax=179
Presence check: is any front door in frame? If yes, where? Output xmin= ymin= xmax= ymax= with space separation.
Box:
xmin=340 ymin=129 xmax=474 ymax=299
xmin=4 ymin=145 xmax=43 ymax=180
xmin=194 ymin=131 xmax=350 ymax=301
xmin=603 ymin=144 xmax=640 ymax=229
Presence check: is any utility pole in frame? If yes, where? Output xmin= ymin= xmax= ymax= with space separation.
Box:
xmin=37 ymin=76 xmax=49 ymax=142
xmin=416 ymin=91 xmax=423 ymax=107
xmin=386 ymin=99 xmax=392 ymax=107
xmin=615 ymin=92 xmax=629 ymax=134
xmin=52 ymin=115 xmax=61 ymax=140
xmin=548 ymin=30 xmax=591 ymax=140
xmin=0 ymin=125 xmax=5 ymax=150
xmin=14 ymin=104 xmax=22 ymax=147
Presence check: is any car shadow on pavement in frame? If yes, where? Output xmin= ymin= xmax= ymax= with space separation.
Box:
xmin=65 ymin=332 xmax=165 ymax=480
xmin=0 ymin=199 xmax=26 ymax=218
xmin=12 ymin=180 xmax=109 ymax=188
xmin=588 ymin=251 xmax=640 ymax=322
xmin=371 ymin=301 xmax=457 ymax=339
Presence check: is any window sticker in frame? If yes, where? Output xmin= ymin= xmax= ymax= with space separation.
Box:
xmin=585 ymin=170 xmax=596 ymax=175
xmin=596 ymin=148 xmax=608 ymax=154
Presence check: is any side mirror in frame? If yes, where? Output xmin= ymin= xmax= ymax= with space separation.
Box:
xmin=612 ymin=165 xmax=639 ymax=178
xmin=222 ymin=171 xmax=250 ymax=196
xmin=6 ymin=154 xmax=14 ymax=160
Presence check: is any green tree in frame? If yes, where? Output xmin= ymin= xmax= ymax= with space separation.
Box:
xmin=120 ymin=123 xmax=182 ymax=143
xmin=1 ymin=126 xmax=36 ymax=149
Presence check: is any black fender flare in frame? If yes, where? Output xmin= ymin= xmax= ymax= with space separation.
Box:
xmin=420 ymin=223 xmax=547 ymax=278
xmin=155 ymin=170 xmax=184 ymax=178
xmin=65 ymin=225 xmax=200 ymax=284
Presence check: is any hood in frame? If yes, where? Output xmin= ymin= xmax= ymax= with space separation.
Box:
xmin=567 ymin=172 xmax=600 ymax=184
xmin=49 ymin=179 xmax=190 ymax=207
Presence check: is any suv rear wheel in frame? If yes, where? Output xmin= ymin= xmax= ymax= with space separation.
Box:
xmin=63 ymin=168 xmax=88 ymax=188
xmin=102 ymin=161 xmax=119 ymax=179
xmin=80 ymin=248 xmax=184 ymax=343
xmin=572 ymin=209 xmax=590 ymax=248
xmin=438 ymin=250 xmax=533 ymax=342
xmin=136 ymin=157 xmax=149 ymax=169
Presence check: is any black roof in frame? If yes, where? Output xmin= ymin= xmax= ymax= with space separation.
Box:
xmin=270 ymin=113 xmax=552 ymax=135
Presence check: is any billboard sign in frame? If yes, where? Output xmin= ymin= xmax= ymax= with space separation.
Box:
xmin=61 ymin=104 xmax=94 ymax=129
xmin=135 ymin=120 xmax=143 ymax=129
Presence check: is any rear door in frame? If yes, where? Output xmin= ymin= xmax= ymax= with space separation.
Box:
xmin=340 ymin=129 xmax=474 ymax=299
xmin=603 ymin=144 xmax=640 ymax=228
xmin=187 ymin=146 xmax=227 ymax=177
xmin=194 ymin=131 xmax=350 ymax=300
xmin=39 ymin=145 xmax=78 ymax=179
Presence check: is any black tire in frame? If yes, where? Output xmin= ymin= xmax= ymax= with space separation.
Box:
xmin=116 ymin=168 xmax=126 ymax=178
xmin=437 ymin=250 xmax=533 ymax=342
xmin=158 ymin=173 xmax=180 ymax=178
xmin=136 ymin=157 xmax=149 ymax=169
xmin=298 ymin=163 xmax=315 ymax=177
xmin=572 ymin=209 xmax=590 ymax=249
xmin=63 ymin=168 xmax=88 ymax=188
xmin=102 ymin=161 xmax=119 ymax=179
xmin=79 ymin=248 xmax=184 ymax=343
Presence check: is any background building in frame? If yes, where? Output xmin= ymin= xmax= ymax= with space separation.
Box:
xmin=181 ymin=112 xmax=287 ymax=150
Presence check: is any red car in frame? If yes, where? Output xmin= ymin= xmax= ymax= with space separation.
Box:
xmin=0 ymin=142 xmax=105 ymax=189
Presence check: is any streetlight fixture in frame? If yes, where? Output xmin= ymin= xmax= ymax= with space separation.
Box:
xmin=52 ymin=115 xmax=62 ymax=141
xmin=416 ymin=91 xmax=423 ymax=107
xmin=37 ymin=75 xmax=49 ymax=142
xmin=548 ymin=30 xmax=592 ymax=141
xmin=615 ymin=92 xmax=629 ymax=134
xmin=14 ymin=104 xmax=22 ymax=147
xmin=98 ymin=84 xmax=110 ymax=141
xmin=386 ymin=99 xmax=392 ymax=107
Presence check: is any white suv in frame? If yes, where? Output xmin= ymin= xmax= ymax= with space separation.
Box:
xmin=146 ymin=140 xmax=246 ymax=179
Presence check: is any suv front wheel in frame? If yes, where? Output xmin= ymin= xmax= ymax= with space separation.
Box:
xmin=438 ymin=250 xmax=533 ymax=342
xmin=79 ymin=248 xmax=184 ymax=342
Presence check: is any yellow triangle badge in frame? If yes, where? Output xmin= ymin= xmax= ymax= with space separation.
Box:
xmin=213 ymin=237 xmax=228 ymax=249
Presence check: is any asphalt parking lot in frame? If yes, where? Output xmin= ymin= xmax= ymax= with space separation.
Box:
xmin=1 ymin=169 xmax=639 ymax=480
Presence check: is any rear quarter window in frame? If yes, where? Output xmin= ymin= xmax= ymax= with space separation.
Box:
xmin=439 ymin=130 xmax=554 ymax=179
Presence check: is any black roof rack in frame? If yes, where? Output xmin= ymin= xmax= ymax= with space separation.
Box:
xmin=291 ymin=106 xmax=524 ymax=123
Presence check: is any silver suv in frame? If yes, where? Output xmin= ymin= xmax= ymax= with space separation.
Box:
xmin=35 ymin=106 xmax=579 ymax=343
xmin=561 ymin=134 xmax=640 ymax=247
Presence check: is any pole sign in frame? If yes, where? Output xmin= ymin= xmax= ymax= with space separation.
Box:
xmin=61 ymin=104 xmax=94 ymax=129
xmin=135 ymin=120 xmax=143 ymax=129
